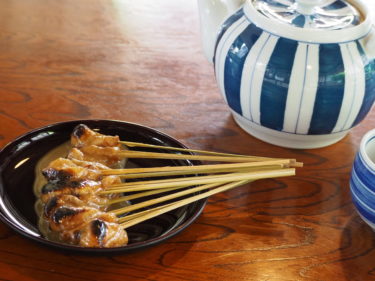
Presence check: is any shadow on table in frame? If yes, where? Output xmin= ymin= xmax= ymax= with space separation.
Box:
xmin=339 ymin=214 xmax=375 ymax=281
xmin=0 ymin=227 xmax=198 ymax=281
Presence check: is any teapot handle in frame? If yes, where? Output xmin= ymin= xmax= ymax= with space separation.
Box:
xmin=362 ymin=26 xmax=375 ymax=59
xmin=198 ymin=0 xmax=246 ymax=62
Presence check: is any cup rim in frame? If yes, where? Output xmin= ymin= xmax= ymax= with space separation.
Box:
xmin=359 ymin=128 xmax=375 ymax=172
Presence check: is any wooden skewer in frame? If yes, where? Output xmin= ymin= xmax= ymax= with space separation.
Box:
xmin=121 ymin=141 xmax=251 ymax=157
xmin=36 ymin=126 xmax=304 ymax=244
xmin=109 ymin=169 xmax=280 ymax=189
xmin=111 ymin=181 xmax=225 ymax=216
xmin=106 ymin=186 xmax=184 ymax=205
xmin=105 ymin=163 xmax=281 ymax=205
xmin=100 ymin=159 xmax=295 ymax=176
xmin=101 ymin=168 xmax=295 ymax=194
xmin=119 ymin=179 xmax=250 ymax=229
xmin=112 ymin=163 xmax=299 ymax=217
xmin=117 ymin=150 xmax=277 ymax=163
xmin=117 ymin=202 xmax=176 ymax=223
xmin=115 ymin=165 xmax=284 ymax=179
xmin=119 ymin=141 xmax=303 ymax=167
xmin=108 ymin=168 xmax=295 ymax=188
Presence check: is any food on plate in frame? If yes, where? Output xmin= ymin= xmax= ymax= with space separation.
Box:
xmin=35 ymin=125 xmax=129 ymax=248
xmin=33 ymin=124 xmax=301 ymax=248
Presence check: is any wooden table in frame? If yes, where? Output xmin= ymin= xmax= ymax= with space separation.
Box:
xmin=0 ymin=0 xmax=374 ymax=280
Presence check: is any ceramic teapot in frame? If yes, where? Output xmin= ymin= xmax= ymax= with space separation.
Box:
xmin=198 ymin=0 xmax=375 ymax=148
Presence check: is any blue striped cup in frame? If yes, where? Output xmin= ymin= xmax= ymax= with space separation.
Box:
xmin=350 ymin=128 xmax=375 ymax=231
xmin=198 ymin=0 xmax=375 ymax=148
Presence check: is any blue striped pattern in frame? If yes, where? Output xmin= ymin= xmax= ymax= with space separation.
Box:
xmin=350 ymin=133 xmax=375 ymax=228
xmin=291 ymin=15 xmax=305 ymax=27
xmin=263 ymin=0 xmax=289 ymax=8
xmin=224 ymin=23 xmax=263 ymax=116
xmin=325 ymin=0 xmax=347 ymax=10
xmin=308 ymin=44 xmax=345 ymax=135
xmin=213 ymin=10 xmax=375 ymax=136
xmin=351 ymin=192 xmax=375 ymax=224
xmin=213 ymin=8 xmax=244 ymax=64
xmin=353 ymin=153 xmax=375 ymax=192
xmin=352 ymin=42 xmax=375 ymax=127
xmin=260 ymin=38 xmax=297 ymax=131
xmin=351 ymin=168 xmax=375 ymax=209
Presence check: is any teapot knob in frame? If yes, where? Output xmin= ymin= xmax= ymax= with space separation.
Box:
xmin=296 ymin=0 xmax=323 ymax=15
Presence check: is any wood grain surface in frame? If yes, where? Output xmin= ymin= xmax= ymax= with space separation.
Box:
xmin=0 ymin=0 xmax=374 ymax=280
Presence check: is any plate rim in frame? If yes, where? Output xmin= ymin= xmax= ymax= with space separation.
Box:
xmin=0 ymin=119 xmax=208 ymax=253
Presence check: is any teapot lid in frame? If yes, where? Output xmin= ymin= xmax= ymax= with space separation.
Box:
xmin=252 ymin=0 xmax=362 ymax=30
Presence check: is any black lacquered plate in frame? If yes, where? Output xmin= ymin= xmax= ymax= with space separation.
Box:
xmin=0 ymin=120 xmax=206 ymax=253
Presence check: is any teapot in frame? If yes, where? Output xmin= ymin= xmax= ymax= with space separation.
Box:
xmin=198 ymin=0 xmax=375 ymax=148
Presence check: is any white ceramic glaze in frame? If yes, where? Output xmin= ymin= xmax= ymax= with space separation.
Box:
xmin=243 ymin=0 xmax=372 ymax=44
xmin=232 ymin=111 xmax=348 ymax=148
xmin=198 ymin=0 xmax=247 ymax=61
xmin=295 ymin=0 xmax=323 ymax=14
xmin=359 ymin=128 xmax=375 ymax=171
xmin=350 ymin=128 xmax=375 ymax=231
xmin=198 ymin=0 xmax=375 ymax=149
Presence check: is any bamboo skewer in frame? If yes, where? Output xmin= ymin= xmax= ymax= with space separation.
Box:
xmin=106 ymin=186 xmax=184 ymax=205
xmin=114 ymin=165 xmax=283 ymax=179
xmin=109 ymin=170 xmax=280 ymax=189
xmin=120 ymin=141 xmax=251 ymax=157
xmin=119 ymin=180 xmax=250 ymax=229
xmin=102 ymin=160 xmax=290 ymax=175
xmin=119 ymin=141 xmax=303 ymax=167
xmin=114 ymin=141 xmax=301 ymax=229
xmin=101 ymin=168 xmax=295 ymax=194
xmin=101 ymin=159 xmax=297 ymax=176
xmin=104 ymin=161 xmax=297 ymax=205
xmin=111 ymin=181 xmax=225 ymax=216
xmin=117 ymin=202 xmax=176 ymax=223
xmin=110 ymin=168 xmax=295 ymax=188
xmin=117 ymin=150 xmax=277 ymax=163
xmin=36 ymin=125 xmax=305 ymax=246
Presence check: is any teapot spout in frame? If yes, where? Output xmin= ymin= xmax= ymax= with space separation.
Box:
xmin=197 ymin=0 xmax=245 ymax=62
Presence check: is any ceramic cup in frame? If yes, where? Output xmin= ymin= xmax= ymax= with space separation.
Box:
xmin=350 ymin=128 xmax=375 ymax=230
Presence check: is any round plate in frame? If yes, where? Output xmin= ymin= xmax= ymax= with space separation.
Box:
xmin=0 ymin=120 xmax=207 ymax=253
